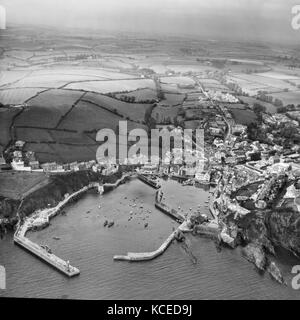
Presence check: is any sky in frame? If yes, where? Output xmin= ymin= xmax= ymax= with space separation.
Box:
xmin=0 ymin=0 xmax=300 ymax=43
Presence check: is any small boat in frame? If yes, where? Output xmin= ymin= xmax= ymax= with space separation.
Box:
xmin=108 ymin=221 xmax=114 ymax=228
xmin=41 ymin=245 xmax=52 ymax=254
xmin=53 ymin=236 xmax=60 ymax=241
xmin=103 ymin=220 xmax=108 ymax=227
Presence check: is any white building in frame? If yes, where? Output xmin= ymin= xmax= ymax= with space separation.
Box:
xmin=11 ymin=159 xmax=31 ymax=171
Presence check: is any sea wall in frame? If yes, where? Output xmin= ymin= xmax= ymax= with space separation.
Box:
xmin=0 ymin=169 xmax=127 ymax=223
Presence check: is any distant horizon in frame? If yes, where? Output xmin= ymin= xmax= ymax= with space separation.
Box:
xmin=1 ymin=0 xmax=300 ymax=46
xmin=3 ymin=21 xmax=299 ymax=48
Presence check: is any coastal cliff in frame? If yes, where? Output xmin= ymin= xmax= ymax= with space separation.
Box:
xmin=237 ymin=207 xmax=300 ymax=283
xmin=238 ymin=207 xmax=300 ymax=257
xmin=265 ymin=208 xmax=300 ymax=257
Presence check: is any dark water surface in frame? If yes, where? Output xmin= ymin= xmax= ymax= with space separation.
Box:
xmin=0 ymin=178 xmax=300 ymax=299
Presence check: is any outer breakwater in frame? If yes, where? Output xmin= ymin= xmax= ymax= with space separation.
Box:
xmin=154 ymin=190 xmax=185 ymax=223
xmin=114 ymin=221 xmax=191 ymax=262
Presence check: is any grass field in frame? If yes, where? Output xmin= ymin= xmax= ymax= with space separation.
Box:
xmin=65 ymin=79 xmax=156 ymax=94
xmin=270 ymin=91 xmax=300 ymax=106
xmin=164 ymin=93 xmax=185 ymax=106
xmin=0 ymin=107 xmax=21 ymax=147
xmin=160 ymin=76 xmax=196 ymax=86
xmin=237 ymin=96 xmax=277 ymax=114
xmin=57 ymin=99 xmax=123 ymax=132
xmin=151 ymin=105 xmax=179 ymax=124
xmin=230 ymin=109 xmax=257 ymax=125
xmin=48 ymin=130 xmax=96 ymax=145
xmin=10 ymin=74 xmax=107 ymax=88
xmin=15 ymin=89 xmax=84 ymax=128
xmin=0 ymin=171 xmax=49 ymax=200
xmin=0 ymin=70 xmax=31 ymax=87
xmin=227 ymin=73 xmax=297 ymax=95
xmin=0 ymin=88 xmax=44 ymax=105
xmin=15 ymin=127 xmax=55 ymax=142
xmin=41 ymin=144 xmax=97 ymax=163
xmin=83 ymin=92 xmax=153 ymax=122
xmin=115 ymin=88 xmax=158 ymax=102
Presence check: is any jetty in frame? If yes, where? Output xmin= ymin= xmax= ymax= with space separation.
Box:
xmin=154 ymin=191 xmax=184 ymax=223
xmin=137 ymin=173 xmax=160 ymax=189
xmin=114 ymin=221 xmax=190 ymax=262
xmin=155 ymin=201 xmax=185 ymax=223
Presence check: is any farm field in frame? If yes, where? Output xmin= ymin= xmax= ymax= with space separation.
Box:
xmin=6 ymin=74 xmax=107 ymax=89
xmin=151 ymin=105 xmax=179 ymax=124
xmin=160 ymin=83 xmax=179 ymax=93
xmin=160 ymin=76 xmax=196 ymax=86
xmin=57 ymin=99 xmax=147 ymax=133
xmin=14 ymin=89 xmax=84 ymax=128
xmin=226 ymin=73 xmax=297 ymax=95
xmin=0 ymin=68 xmax=138 ymax=89
xmin=15 ymin=127 xmax=55 ymax=143
xmin=270 ymin=91 xmax=300 ymax=106
xmin=0 ymin=171 xmax=49 ymax=200
xmin=48 ymin=130 xmax=96 ymax=145
xmin=57 ymin=99 xmax=123 ymax=132
xmin=23 ymin=142 xmax=98 ymax=163
xmin=0 ymin=88 xmax=44 ymax=105
xmin=65 ymin=79 xmax=156 ymax=94
xmin=0 ymin=70 xmax=32 ymax=87
xmin=237 ymin=96 xmax=277 ymax=114
xmin=83 ymin=92 xmax=154 ymax=122
xmin=115 ymin=88 xmax=158 ymax=102
xmin=0 ymin=107 xmax=21 ymax=147
xmin=205 ymin=84 xmax=229 ymax=91
xmin=36 ymin=143 xmax=97 ymax=163
xmin=255 ymin=71 xmax=300 ymax=81
xmin=230 ymin=109 xmax=257 ymax=125
xmin=164 ymin=93 xmax=185 ymax=106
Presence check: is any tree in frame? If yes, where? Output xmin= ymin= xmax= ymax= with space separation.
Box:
xmin=277 ymin=106 xmax=287 ymax=113
xmin=274 ymin=98 xmax=283 ymax=107
xmin=253 ymin=103 xmax=266 ymax=115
